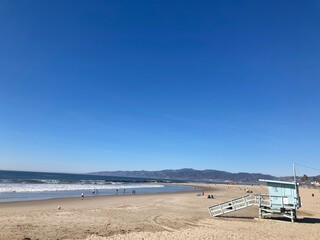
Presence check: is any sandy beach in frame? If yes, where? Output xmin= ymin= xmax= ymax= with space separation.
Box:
xmin=0 ymin=183 xmax=319 ymax=240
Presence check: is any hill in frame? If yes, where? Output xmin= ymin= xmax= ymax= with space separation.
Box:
xmin=89 ymin=168 xmax=277 ymax=183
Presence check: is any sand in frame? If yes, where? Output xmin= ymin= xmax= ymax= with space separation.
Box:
xmin=0 ymin=183 xmax=319 ymax=240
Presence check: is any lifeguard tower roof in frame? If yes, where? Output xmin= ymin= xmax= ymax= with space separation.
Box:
xmin=259 ymin=179 xmax=299 ymax=185
xmin=259 ymin=179 xmax=299 ymax=186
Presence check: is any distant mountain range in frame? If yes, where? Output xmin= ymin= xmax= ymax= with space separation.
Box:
xmin=89 ymin=168 xmax=279 ymax=183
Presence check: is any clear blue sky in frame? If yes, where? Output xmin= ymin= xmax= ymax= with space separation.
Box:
xmin=1 ymin=0 xmax=320 ymax=176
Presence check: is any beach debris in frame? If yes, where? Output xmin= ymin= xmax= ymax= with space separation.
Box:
xmin=58 ymin=206 xmax=61 ymax=210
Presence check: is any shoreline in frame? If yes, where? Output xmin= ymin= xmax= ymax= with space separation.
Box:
xmin=0 ymin=189 xmax=198 ymax=209
xmin=0 ymin=182 xmax=201 ymax=205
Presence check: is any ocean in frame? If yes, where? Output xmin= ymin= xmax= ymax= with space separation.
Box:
xmin=0 ymin=170 xmax=192 ymax=202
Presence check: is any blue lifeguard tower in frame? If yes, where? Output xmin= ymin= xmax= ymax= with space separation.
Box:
xmin=208 ymin=167 xmax=301 ymax=222
xmin=258 ymin=179 xmax=300 ymax=221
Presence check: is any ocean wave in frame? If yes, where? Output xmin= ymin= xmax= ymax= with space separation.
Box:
xmin=0 ymin=183 xmax=164 ymax=193
xmin=0 ymin=179 xmax=104 ymax=185
xmin=0 ymin=178 xmax=160 ymax=185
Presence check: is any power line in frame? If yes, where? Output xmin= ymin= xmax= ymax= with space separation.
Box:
xmin=294 ymin=162 xmax=320 ymax=173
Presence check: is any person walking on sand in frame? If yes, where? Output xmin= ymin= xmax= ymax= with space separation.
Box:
xmin=81 ymin=193 xmax=84 ymax=200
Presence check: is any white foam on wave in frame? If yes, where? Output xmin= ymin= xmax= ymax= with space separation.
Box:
xmin=0 ymin=183 xmax=164 ymax=193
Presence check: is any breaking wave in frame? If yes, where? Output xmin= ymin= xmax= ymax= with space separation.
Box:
xmin=0 ymin=183 xmax=164 ymax=193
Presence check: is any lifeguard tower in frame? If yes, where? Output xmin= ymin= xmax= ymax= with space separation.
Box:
xmin=208 ymin=178 xmax=300 ymax=222
xmin=257 ymin=179 xmax=300 ymax=221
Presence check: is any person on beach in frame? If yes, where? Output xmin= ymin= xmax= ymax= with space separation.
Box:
xmin=92 ymin=189 xmax=95 ymax=195
xmin=116 ymin=189 xmax=118 ymax=194
xmin=81 ymin=193 xmax=84 ymax=200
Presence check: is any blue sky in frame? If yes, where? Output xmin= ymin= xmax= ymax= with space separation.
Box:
xmin=1 ymin=0 xmax=320 ymax=176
